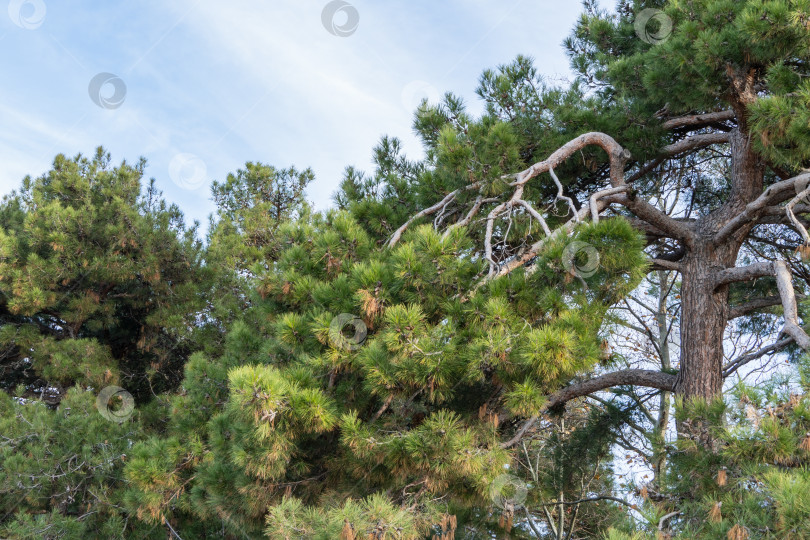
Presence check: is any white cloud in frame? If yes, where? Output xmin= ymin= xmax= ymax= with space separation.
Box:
xmin=1 ymin=0 xmax=588 ymax=224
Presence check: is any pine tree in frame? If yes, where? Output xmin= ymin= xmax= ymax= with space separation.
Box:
xmin=0 ymin=148 xmax=209 ymax=537
xmin=0 ymin=148 xmax=208 ymax=400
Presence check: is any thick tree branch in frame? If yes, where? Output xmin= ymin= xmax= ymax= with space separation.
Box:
xmin=660 ymin=132 xmax=730 ymax=157
xmin=728 ymin=295 xmax=805 ymax=320
xmin=714 ymin=262 xmax=774 ymax=287
xmin=650 ymin=259 xmax=683 ymax=272
xmin=509 ymin=132 xmax=631 ymax=189
xmin=543 ymin=370 xmax=677 ymax=410
xmin=661 ymin=110 xmax=735 ymax=130
xmin=757 ymin=203 xmax=810 ymax=218
xmin=500 ymin=369 xmax=677 ymax=448
xmin=613 ymin=194 xmax=696 ymax=247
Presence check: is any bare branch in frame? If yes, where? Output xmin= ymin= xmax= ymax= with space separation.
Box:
xmin=442 ymin=196 xmax=498 ymax=238
xmin=387 ymin=184 xmax=481 ymax=248
xmin=660 ymin=132 xmax=730 ymax=157
xmin=722 ymin=337 xmax=793 ymax=377
xmin=513 ymin=199 xmax=552 ymax=235
xmin=486 ymin=189 xmax=621 ymax=281
xmin=786 ymin=186 xmax=810 ymax=246
xmin=387 ymin=189 xmax=460 ymax=248
xmin=661 ymin=110 xmax=735 ymax=130
xmin=774 ymin=260 xmax=810 ymax=350
xmin=714 ymin=262 xmax=774 ymax=287
xmin=549 ymin=167 xmax=580 ymax=222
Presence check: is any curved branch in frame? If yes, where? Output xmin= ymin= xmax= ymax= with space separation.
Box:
xmin=543 ymin=369 xmax=677 ymax=409
xmin=500 ymin=369 xmax=677 ymax=448
xmin=786 ymin=186 xmax=810 ymax=246
xmin=549 ymin=167 xmax=580 ymax=222
xmin=774 ymin=260 xmax=810 ymax=350
xmin=509 ymin=132 xmax=631 ymax=189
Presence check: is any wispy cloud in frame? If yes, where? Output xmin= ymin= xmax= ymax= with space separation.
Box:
xmin=1 ymin=0 xmax=586 ymax=227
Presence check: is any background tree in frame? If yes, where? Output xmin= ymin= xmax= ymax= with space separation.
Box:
xmin=0 ymin=149 xmax=209 ymax=538
xmin=0 ymin=148 xmax=208 ymax=401
xmin=121 ymin=0 xmax=810 ymax=536
xmin=207 ymin=162 xmax=313 ymax=274
xmin=200 ymin=162 xmax=315 ymax=357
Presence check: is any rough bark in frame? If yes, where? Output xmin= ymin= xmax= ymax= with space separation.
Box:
xmin=674 ymin=128 xmax=765 ymax=401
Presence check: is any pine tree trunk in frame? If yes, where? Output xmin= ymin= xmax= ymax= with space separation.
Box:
xmin=673 ymin=127 xmax=764 ymax=448
xmin=674 ymin=249 xmax=729 ymax=401
xmin=675 ymin=128 xmax=764 ymax=403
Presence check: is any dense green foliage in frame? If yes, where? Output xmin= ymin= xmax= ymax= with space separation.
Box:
xmin=0 ymin=150 xmax=207 ymax=400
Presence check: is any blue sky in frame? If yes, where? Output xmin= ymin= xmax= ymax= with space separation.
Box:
xmin=1 ymin=0 xmax=594 ymax=230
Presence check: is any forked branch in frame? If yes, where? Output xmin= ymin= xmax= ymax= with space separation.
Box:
xmin=713 ymin=173 xmax=810 ymax=244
